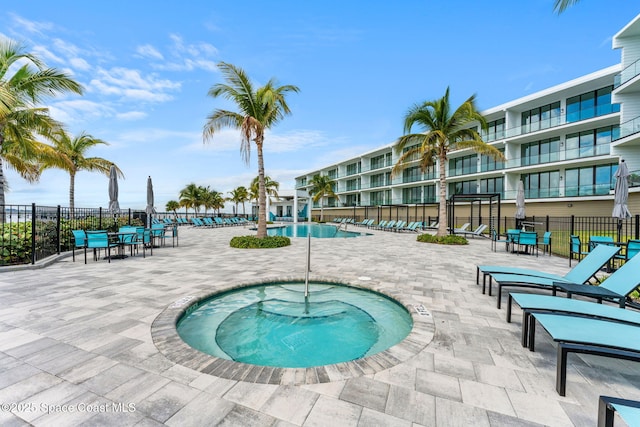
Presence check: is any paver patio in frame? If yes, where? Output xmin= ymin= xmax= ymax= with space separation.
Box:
xmin=0 ymin=225 xmax=638 ymax=426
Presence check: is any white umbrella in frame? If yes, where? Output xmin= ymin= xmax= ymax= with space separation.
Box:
xmin=612 ymin=159 xmax=631 ymax=220
xmin=108 ymin=165 xmax=120 ymax=214
xmin=515 ymin=180 xmax=526 ymax=220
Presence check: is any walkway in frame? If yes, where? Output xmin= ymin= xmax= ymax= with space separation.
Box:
xmin=0 ymin=225 xmax=638 ymax=426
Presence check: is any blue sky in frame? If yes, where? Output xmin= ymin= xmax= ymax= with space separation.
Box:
xmin=1 ymin=1 xmax=639 ymax=211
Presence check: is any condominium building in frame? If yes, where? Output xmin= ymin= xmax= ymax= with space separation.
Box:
xmin=294 ymin=14 xmax=640 ymax=221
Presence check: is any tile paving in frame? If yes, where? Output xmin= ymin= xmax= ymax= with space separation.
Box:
xmin=0 ymin=224 xmax=639 ymax=426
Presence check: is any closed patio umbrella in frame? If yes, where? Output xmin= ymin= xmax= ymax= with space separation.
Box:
xmin=613 ymin=159 xmax=631 ymax=242
xmin=108 ymin=165 xmax=120 ymax=215
xmin=515 ymin=180 xmax=526 ymax=228
xmin=146 ymin=176 xmax=156 ymax=227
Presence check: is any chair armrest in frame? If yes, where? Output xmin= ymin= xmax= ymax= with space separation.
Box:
xmin=552 ymin=281 xmax=622 ymax=299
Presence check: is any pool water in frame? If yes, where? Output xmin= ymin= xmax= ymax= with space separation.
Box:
xmin=266 ymin=223 xmax=368 ymax=238
xmin=177 ymin=283 xmax=413 ymax=368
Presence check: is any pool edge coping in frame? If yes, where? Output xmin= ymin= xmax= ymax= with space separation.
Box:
xmin=151 ymin=275 xmax=435 ymax=385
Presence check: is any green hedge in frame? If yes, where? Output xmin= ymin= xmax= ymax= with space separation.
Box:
xmin=230 ymin=235 xmax=291 ymax=249
xmin=417 ymin=234 xmax=468 ymax=245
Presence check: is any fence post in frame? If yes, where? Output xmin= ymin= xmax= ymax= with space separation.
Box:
xmin=31 ymin=203 xmax=36 ymax=265
xmin=570 ymin=215 xmax=575 ymax=236
xmin=56 ymin=205 xmax=61 ymax=255
xmin=635 ymin=214 xmax=639 ymax=240
xmin=545 ymin=215 xmax=550 ymax=232
xmin=99 ymin=207 xmax=103 ymax=229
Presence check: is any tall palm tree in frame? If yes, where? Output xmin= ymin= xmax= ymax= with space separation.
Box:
xmin=553 ymin=0 xmax=580 ymax=13
xmin=0 ymin=40 xmax=84 ymax=207
xmin=42 ymin=129 xmax=123 ymax=215
xmin=166 ymin=200 xmax=180 ymax=217
xmin=228 ymin=186 xmax=249 ymax=216
xmin=179 ymin=183 xmax=202 ymax=217
xmin=203 ymin=62 xmax=299 ymax=238
xmin=392 ymin=87 xmax=504 ymax=237
xmin=308 ymin=174 xmax=337 ymax=222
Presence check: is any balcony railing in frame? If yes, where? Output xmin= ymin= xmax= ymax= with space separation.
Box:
xmin=614 ymin=57 xmax=640 ymax=88
xmin=616 ymin=115 xmax=640 ymax=141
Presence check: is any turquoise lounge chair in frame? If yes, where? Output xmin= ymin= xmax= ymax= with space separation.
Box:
xmin=476 ymin=244 xmax=620 ymax=292
xmin=526 ymin=313 xmax=640 ymax=396
xmin=598 ymin=396 xmax=640 ymax=427
xmin=487 ymin=245 xmax=621 ymax=308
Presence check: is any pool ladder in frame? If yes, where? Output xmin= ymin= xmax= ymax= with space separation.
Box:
xmin=304 ymin=232 xmax=311 ymax=297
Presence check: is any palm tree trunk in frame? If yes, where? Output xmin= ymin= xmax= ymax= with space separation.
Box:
xmin=69 ymin=172 xmax=75 ymax=219
xmin=0 ymin=155 xmax=6 ymax=222
xmin=256 ymin=138 xmax=267 ymax=238
xmin=437 ymin=152 xmax=448 ymax=237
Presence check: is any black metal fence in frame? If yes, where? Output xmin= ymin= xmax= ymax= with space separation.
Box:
xmin=1 ymin=204 xmax=148 ymax=266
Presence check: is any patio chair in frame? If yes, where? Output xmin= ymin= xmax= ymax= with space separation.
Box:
xmin=624 ymin=239 xmax=640 ymax=261
xmin=490 ymin=229 xmax=511 ymax=252
xmin=84 ymin=230 xmax=118 ymax=264
xmin=598 ymin=396 xmax=640 ymax=427
xmin=459 ymin=224 xmax=488 ymax=239
xmin=118 ymin=226 xmax=145 ymax=258
xmin=486 ymin=244 xmax=621 ymax=308
xmin=538 ymin=231 xmax=552 ymax=255
xmin=516 ymin=231 xmax=538 ymax=256
xmin=71 ymin=229 xmax=87 ymax=262
xmin=476 ymin=244 xmax=620 ymax=291
xmin=452 ymin=223 xmax=471 ymax=233
xmin=526 ymin=313 xmax=640 ymax=396
xmin=569 ymin=235 xmax=589 ymax=266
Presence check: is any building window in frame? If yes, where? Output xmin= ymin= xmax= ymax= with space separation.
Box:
xmin=449 ymin=154 xmax=477 ymax=177
xmin=521 ymin=102 xmax=561 ymax=133
xmin=345 ymin=194 xmax=360 ymax=206
xmin=480 ymin=149 xmax=505 ymax=172
xmin=402 ymin=187 xmax=422 ymax=204
xmin=370 ymin=191 xmax=384 ymax=205
xmin=370 ymin=173 xmax=385 ymax=188
xmin=479 ymin=177 xmax=503 ymax=196
xmin=327 ymin=168 xmax=337 ymax=179
xmin=485 ymin=118 xmax=505 ymax=142
xmin=346 ymin=162 xmax=360 ymax=176
xmin=565 ymin=126 xmax=617 ymax=160
xmin=522 ymin=171 xmax=560 ymax=198
xmin=565 ymin=164 xmax=617 ymax=197
xmin=346 ymin=178 xmax=360 ymax=191
xmin=402 ymin=166 xmax=422 ymax=183
xmin=521 ymin=138 xmax=560 ymax=166
xmin=370 ymin=154 xmax=385 ymax=170
xmin=423 ymin=185 xmax=436 ymax=203
xmin=449 ymin=180 xmax=477 ymax=195
xmin=566 ymin=86 xmax=619 ymax=123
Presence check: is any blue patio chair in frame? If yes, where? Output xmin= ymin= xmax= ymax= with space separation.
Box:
xmin=151 ymin=224 xmax=166 ymax=247
xmin=538 ymin=231 xmax=552 ymax=255
xmin=598 ymin=396 xmax=640 ymax=427
xmin=118 ymin=226 xmax=144 ymax=257
xmin=486 ymin=244 xmax=621 ymax=308
xmin=569 ymin=235 xmax=589 ymax=266
xmin=84 ymin=230 xmax=118 ymax=264
xmin=71 ymin=229 xmax=87 ymax=262
xmin=526 ymin=313 xmax=640 ymax=396
xmin=624 ymin=239 xmax=640 ymax=261
xmin=516 ymin=231 xmax=538 ymax=256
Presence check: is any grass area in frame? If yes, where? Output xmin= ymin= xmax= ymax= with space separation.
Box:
xmin=230 ymin=235 xmax=291 ymax=249
xmin=417 ymin=234 xmax=468 ymax=245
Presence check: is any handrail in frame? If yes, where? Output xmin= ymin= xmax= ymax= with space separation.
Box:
xmin=304 ymin=232 xmax=311 ymax=297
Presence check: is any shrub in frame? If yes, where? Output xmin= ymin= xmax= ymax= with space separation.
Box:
xmin=230 ymin=235 xmax=291 ymax=249
xmin=417 ymin=234 xmax=468 ymax=245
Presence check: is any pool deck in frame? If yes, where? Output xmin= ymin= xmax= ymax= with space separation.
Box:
xmin=0 ymin=224 xmax=639 ymax=426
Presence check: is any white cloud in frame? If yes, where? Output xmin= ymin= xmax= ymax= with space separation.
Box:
xmin=47 ymin=99 xmax=114 ymax=123
xmin=136 ymin=44 xmax=164 ymax=60
xmin=31 ymin=45 xmax=64 ymax=64
xmin=264 ymin=130 xmax=331 ymax=153
xmin=69 ymin=57 xmax=91 ymax=71
xmin=9 ymin=13 xmax=54 ymax=35
xmin=88 ymin=67 xmax=181 ymax=102
xmin=116 ymin=111 xmax=147 ymax=121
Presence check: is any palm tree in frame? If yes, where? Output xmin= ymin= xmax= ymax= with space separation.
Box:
xmin=553 ymin=0 xmax=580 ymax=13
xmin=308 ymin=174 xmax=337 ymax=222
xmin=179 ymin=183 xmax=202 ymax=217
xmin=42 ymin=129 xmax=123 ymax=215
xmin=392 ymin=87 xmax=504 ymax=237
xmin=249 ymin=175 xmax=279 ymax=220
xmin=228 ymin=186 xmax=249 ymax=216
xmin=203 ymin=62 xmax=299 ymax=238
xmin=166 ymin=200 xmax=180 ymax=217
xmin=0 ymin=40 xmax=84 ymax=207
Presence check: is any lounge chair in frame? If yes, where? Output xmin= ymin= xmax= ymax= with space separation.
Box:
xmin=526 ymin=313 xmax=640 ymax=396
xmin=458 ymin=224 xmax=488 ymax=239
xmin=510 ymin=294 xmax=640 ymax=347
xmin=452 ymin=223 xmax=471 ymax=233
xmin=424 ymin=221 xmax=438 ymax=230
xmin=476 ymin=244 xmax=620 ymax=293
xmin=400 ymin=222 xmax=421 ymax=232
xmin=598 ymin=396 xmax=640 ymax=427
xmin=487 ymin=245 xmax=621 ymax=308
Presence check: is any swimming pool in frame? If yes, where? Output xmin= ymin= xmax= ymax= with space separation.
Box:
xmin=176 ymin=282 xmax=412 ymax=368
xmin=266 ymin=223 xmax=369 ymax=238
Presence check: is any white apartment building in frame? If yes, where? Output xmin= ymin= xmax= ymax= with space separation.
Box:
xmin=293 ymin=13 xmax=640 ymax=223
